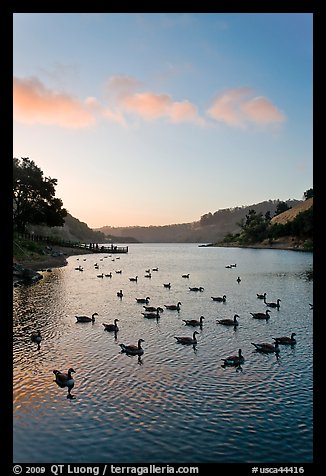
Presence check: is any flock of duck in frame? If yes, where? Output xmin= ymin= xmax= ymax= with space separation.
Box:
xmin=30 ymin=255 xmax=304 ymax=399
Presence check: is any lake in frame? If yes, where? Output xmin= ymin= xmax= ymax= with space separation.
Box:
xmin=13 ymin=243 xmax=313 ymax=464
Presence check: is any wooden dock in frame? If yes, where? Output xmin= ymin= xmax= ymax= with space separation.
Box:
xmin=78 ymin=243 xmax=129 ymax=253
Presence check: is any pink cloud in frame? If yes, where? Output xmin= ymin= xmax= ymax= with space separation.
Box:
xmin=13 ymin=77 xmax=96 ymax=128
xmin=169 ymin=100 xmax=201 ymax=124
xmin=240 ymin=96 xmax=286 ymax=124
xmin=121 ymin=92 xmax=172 ymax=120
xmin=207 ymin=87 xmax=286 ymax=127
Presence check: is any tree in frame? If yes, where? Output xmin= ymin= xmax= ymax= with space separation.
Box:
xmin=13 ymin=157 xmax=67 ymax=233
xmin=274 ymin=201 xmax=291 ymax=217
xmin=303 ymin=188 xmax=313 ymax=200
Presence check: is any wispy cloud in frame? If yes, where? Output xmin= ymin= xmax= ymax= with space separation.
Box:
xmin=13 ymin=75 xmax=285 ymax=131
xmin=13 ymin=76 xmax=96 ymax=128
xmin=207 ymin=87 xmax=286 ymax=128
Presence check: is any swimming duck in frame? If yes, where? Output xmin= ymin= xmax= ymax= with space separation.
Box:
xmin=211 ymin=295 xmax=226 ymax=302
xmin=250 ymin=309 xmax=271 ymax=320
xmin=236 ymin=277 xmax=241 ymax=283
xmin=136 ymin=297 xmax=150 ymax=304
xmin=182 ymin=274 xmax=190 ymax=278
xmin=31 ymin=330 xmax=42 ymax=349
xmin=182 ymin=316 xmax=205 ymax=327
xmin=163 ymin=283 xmax=171 ymax=288
xmin=273 ymin=333 xmax=296 ymax=345
xmin=264 ymin=298 xmax=281 ymax=308
xmin=105 ymin=272 xmax=112 ymax=278
xmin=120 ymin=339 xmax=144 ymax=355
xmin=251 ymin=341 xmax=280 ymax=354
xmin=143 ymin=306 xmax=164 ymax=313
xmin=97 ymin=273 xmax=104 ymax=278
xmin=53 ymin=368 xmax=76 ymax=397
xmin=174 ymin=331 xmax=199 ymax=345
xmin=141 ymin=308 xmax=162 ymax=319
xmin=144 ymin=273 xmax=152 ymax=278
xmin=129 ymin=276 xmax=138 ymax=282
xmin=216 ymin=314 xmax=239 ymax=326
xmin=152 ymin=267 xmax=159 ymax=271
xmin=75 ymin=312 xmax=98 ymax=323
xmin=117 ymin=290 xmax=123 ymax=298
xmin=221 ymin=349 xmax=244 ymax=367
xmin=257 ymin=292 xmax=267 ymax=299
xmin=164 ymin=302 xmax=182 ymax=311
xmin=102 ymin=319 xmax=119 ymax=332
xmin=189 ymin=286 xmax=204 ymax=292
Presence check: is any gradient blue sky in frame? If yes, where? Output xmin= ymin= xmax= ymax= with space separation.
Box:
xmin=13 ymin=13 xmax=313 ymax=228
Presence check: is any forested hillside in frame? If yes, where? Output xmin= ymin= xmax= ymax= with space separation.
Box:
xmin=97 ymin=199 xmax=300 ymax=243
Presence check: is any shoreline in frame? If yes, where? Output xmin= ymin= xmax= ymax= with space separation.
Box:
xmin=13 ymin=245 xmax=94 ymax=272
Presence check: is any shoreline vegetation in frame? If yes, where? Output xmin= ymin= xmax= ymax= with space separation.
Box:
xmin=200 ymin=236 xmax=312 ymax=252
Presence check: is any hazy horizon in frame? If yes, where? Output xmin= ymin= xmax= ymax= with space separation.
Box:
xmin=13 ymin=13 xmax=313 ymax=228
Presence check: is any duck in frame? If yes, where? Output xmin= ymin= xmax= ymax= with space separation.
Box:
xmin=120 ymin=339 xmax=144 ymax=355
xmin=143 ymin=305 xmax=164 ymax=313
xmin=250 ymin=309 xmax=271 ymax=320
xmin=182 ymin=316 xmax=205 ymax=327
xmin=136 ymin=297 xmax=150 ymax=304
xmin=251 ymin=341 xmax=280 ymax=354
xmin=181 ymin=274 xmax=190 ymax=278
xmin=53 ymin=368 xmax=76 ymax=397
xmin=152 ymin=267 xmax=159 ymax=271
xmin=264 ymin=297 xmax=281 ymax=308
xmin=273 ymin=333 xmax=296 ymax=345
xmin=164 ymin=302 xmax=182 ymax=311
xmin=236 ymin=276 xmax=241 ymax=283
xmin=129 ymin=276 xmax=138 ymax=282
xmin=102 ymin=319 xmax=119 ymax=332
xmin=144 ymin=273 xmax=152 ymax=278
xmin=216 ymin=314 xmax=239 ymax=326
xmin=257 ymin=292 xmax=267 ymax=299
xmin=141 ymin=308 xmax=163 ymax=319
xmin=174 ymin=331 xmax=199 ymax=345
xmin=211 ymin=295 xmax=226 ymax=302
xmin=221 ymin=349 xmax=244 ymax=367
xmin=163 ymin=283 xmax=171 ymax=288
xmin=97 ymin=273 xmax=104 ymax=278
xmin=105 ymin=272 xmax=112 ymax=278
xmin=117 ymin=290 xmax=123 ymax=298
xmin=75 ymin=312 xmax=98 ymax=323
xmin=31 ymin=330 xmax=42 ymax=349
xmin=189 ymin=286 xmax=204 ymax=292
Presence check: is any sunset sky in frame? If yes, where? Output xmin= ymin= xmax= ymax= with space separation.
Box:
xmin=13 ymin=13 xmax=313 ymax=228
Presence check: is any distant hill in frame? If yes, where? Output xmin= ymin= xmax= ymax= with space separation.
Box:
xmin=27 ymin=213 xmax=139 ymax=244
xmin=96 ymin=199 xmax=301 ymax=243
xmin=271 ymin=198 xmax=313 ymax=225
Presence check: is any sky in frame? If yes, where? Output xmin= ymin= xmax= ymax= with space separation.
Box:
xmin=13 ymin=13 xmax=313 ymax=228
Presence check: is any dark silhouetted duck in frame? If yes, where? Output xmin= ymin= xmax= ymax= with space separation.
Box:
xmin=211 ymin=295 xmax=226 ymax=302
xmin=189 ymin=286 xmax=204 ymax=292
xmin=136 ymin=297 xmax=150 ymax=304
xmin=97 ymin=273 xmax=104 ymax=278
xmin=257 ymin=292 xmax=267 ymax=299
xmin=221 ymin=349 xmax=244 ymax=367
xmin=250 ymin=309 xmax=271 ymax=320
xmin=182 ymin=316 xmax=205 ymax=327
xmin=105 ymin=272 xmax=112 ymax=278
xmin=164 ymin=302 xmax=182 ymax=311
xmin=217 ymin=314 xmax=239 ymax=326
xmin=120 ymin=339 xmax=144 ymax=355
xmin=163 ymin=283 xmax=171 ymax=288
xmin=174 ymin=331 xmax=199 ymax=345
xmin=251 ymin=341 xmax=280 ymax=354
xmin=152 ymin=267 xmax=159 ymax=271
xmin=129 ymin=276 xmax=138 ymax=282
xmin=273 ymin=333 xmax=296 ymax=345
xmin=182 ymin=274 xmax=190 ymax=278
xmin=102 ymin=319 xmax=119 ymax=332
xmin=31 ymin=330 xmax=42 ymax=349
xmin=141 ymin=308 xmax=163 ymax=319
xmin=117 ymin=290 xmax=123 ymax=298
xmin=236 ymin=277 xmax=241 ymax=283
xmin=264 ymin=297 xmax=281 ymax=308
xmin=143 ymin=305 xmax=164 ymax=313
xmin=53 ymin=368 xmax=76 ymax=398
xmin=75 ymin=312 xmax=98 ymax=323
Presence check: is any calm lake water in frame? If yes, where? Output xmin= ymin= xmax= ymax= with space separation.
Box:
xmin=13 ymin=244 xmax=313 ymax=464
